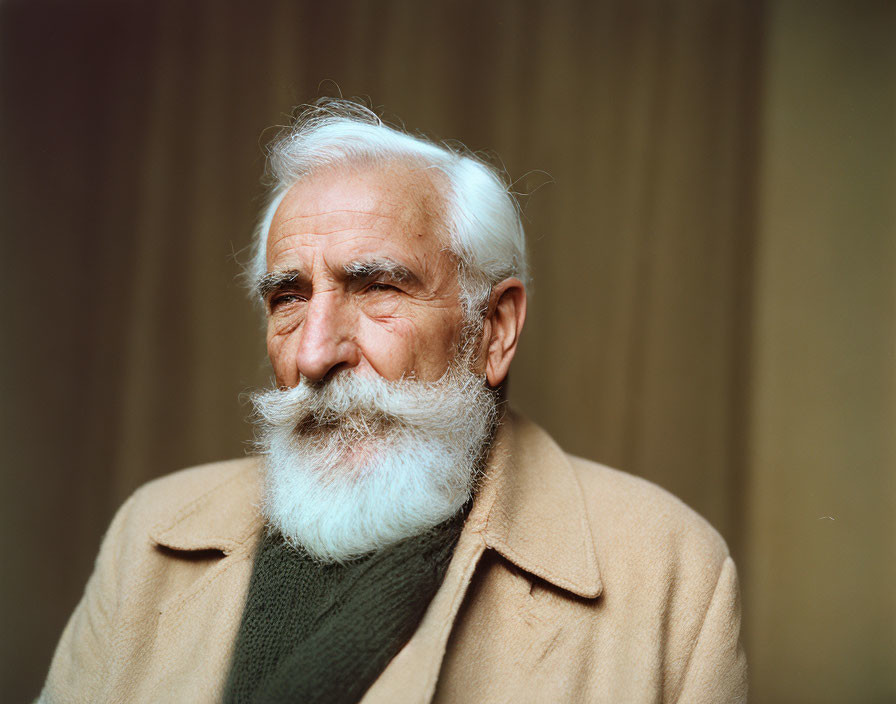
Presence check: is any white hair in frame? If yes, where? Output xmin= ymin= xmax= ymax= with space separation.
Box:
xmin=251 ymin=357 xmax=498 ymax=563
xmin=250 ymin=98 xmax=529 ymax=316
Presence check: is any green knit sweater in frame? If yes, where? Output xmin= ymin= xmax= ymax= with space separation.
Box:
xmin=223 ymin=507 xmax=468 ymax=704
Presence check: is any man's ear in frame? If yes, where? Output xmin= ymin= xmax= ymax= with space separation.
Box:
xmin=480 ymin=278 xmax=527 ymax=387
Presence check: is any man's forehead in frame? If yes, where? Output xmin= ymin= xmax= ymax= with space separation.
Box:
xmin=273 ymin=165 xmax=442 ymax=230
xmin=266 ymin=166 xmax=447 ymax=266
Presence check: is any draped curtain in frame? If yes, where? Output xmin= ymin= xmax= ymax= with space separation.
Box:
xmin=1 ymin=1 xmax=893 ymax=701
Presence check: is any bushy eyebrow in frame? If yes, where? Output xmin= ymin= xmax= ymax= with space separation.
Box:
xmin=256 ymin=269 xmax=307 ymax=301
xmin=342 ymin=258 xmax=419 ymax=286
xmin=255 ymin=258 xmax=421 ymax=302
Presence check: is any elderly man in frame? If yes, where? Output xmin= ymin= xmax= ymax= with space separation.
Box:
xmin=41 ymin=99 xmax=746 ymax=703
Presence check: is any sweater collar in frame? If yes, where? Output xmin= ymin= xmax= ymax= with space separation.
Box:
xmin=149 ymin=410 xmax=602 ymax=599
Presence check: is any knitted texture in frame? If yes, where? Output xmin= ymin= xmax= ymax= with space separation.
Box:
xmin=223 ymin=506 xmax=468 ymax=704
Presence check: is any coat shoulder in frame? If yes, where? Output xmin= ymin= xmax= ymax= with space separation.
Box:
xmin=567 ymin=454 xmax=731 ymax=572
xmin=40 ymin=458 xmax=262 ymax=704
xmin=560 ymin=456 xmax=747 ymax=702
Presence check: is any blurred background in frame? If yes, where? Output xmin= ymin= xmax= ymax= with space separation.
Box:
xmin=1 ymin=0 xmax=894 ymax=701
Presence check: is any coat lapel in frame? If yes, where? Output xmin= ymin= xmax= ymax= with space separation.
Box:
xmin=134 ymin=461 xmax=264 ymax=702
xmin=364 ymin=410 xmax=603 ymax=703
xmin=148 ymin=461 xmax=263 ymax=554
xmin=481 ymin=411 xmax=603 ymax=599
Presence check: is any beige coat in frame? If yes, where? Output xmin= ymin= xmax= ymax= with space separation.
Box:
xmin=42 ymin=412 xmax=747 ymax=703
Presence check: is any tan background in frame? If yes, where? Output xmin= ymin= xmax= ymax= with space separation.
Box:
xmin=1 ymin=1 xmax=893 ymax=701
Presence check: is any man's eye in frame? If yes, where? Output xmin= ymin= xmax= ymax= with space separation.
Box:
xmin=365 ymin=282 xmax=399 ymax=294
xmin=270 ymin=293 xmax=306 ymax=308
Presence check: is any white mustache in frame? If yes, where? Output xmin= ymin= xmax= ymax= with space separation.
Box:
xmin=251 ymin=367 xmax=492 ymax=437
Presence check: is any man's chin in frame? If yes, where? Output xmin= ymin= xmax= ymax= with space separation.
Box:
xmin=260 ymin=439 xmax=474 ymax=563
xmin=251 ymin=357 xmax=498 ymax=561
xmin=305 ymin=437 xmax=388 ymax=485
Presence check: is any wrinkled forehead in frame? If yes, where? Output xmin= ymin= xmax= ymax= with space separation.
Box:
xmin=267 ymin=163 xmax=450 ymax=259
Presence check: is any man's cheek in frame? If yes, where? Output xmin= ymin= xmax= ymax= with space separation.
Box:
xmin=266 ymin=334 xmax=297 ymax=385
xmin=357 ymin=319 xmax=422 ymax=376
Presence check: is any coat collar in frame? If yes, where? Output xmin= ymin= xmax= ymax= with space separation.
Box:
xmin=476 ymin=410 xmax=603 ymax=598
xmin=149 ymin=410 xmax=602 ymax=599
xmin=149 ymin=460 xmax=263 ymax=555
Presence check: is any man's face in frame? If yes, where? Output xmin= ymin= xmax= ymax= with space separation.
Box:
xmin=253 ymin=162 xmax=525 ymax=561
xmin=262 ymin=164 xmax=469 ymax=387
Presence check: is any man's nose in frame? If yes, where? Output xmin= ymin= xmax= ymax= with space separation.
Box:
xmin=293 ymin=293 xmax=360 ymax=383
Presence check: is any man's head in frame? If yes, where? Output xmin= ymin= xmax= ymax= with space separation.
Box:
xmin=250 ymin=99 xmax=528 ymax=561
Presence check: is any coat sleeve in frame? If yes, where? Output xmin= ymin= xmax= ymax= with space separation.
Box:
xmin=674 ymin=556 xmax=748 ymax=703
xmin=38 ymin=494 xmax=138 ymax=704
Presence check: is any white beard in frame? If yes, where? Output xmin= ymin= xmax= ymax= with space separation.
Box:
xmin=250 ymin=358 xmax=498 ymax=563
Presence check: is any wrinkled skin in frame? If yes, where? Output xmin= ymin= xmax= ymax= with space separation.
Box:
xmin=262 ymin=163 xmax=526 ymax=388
